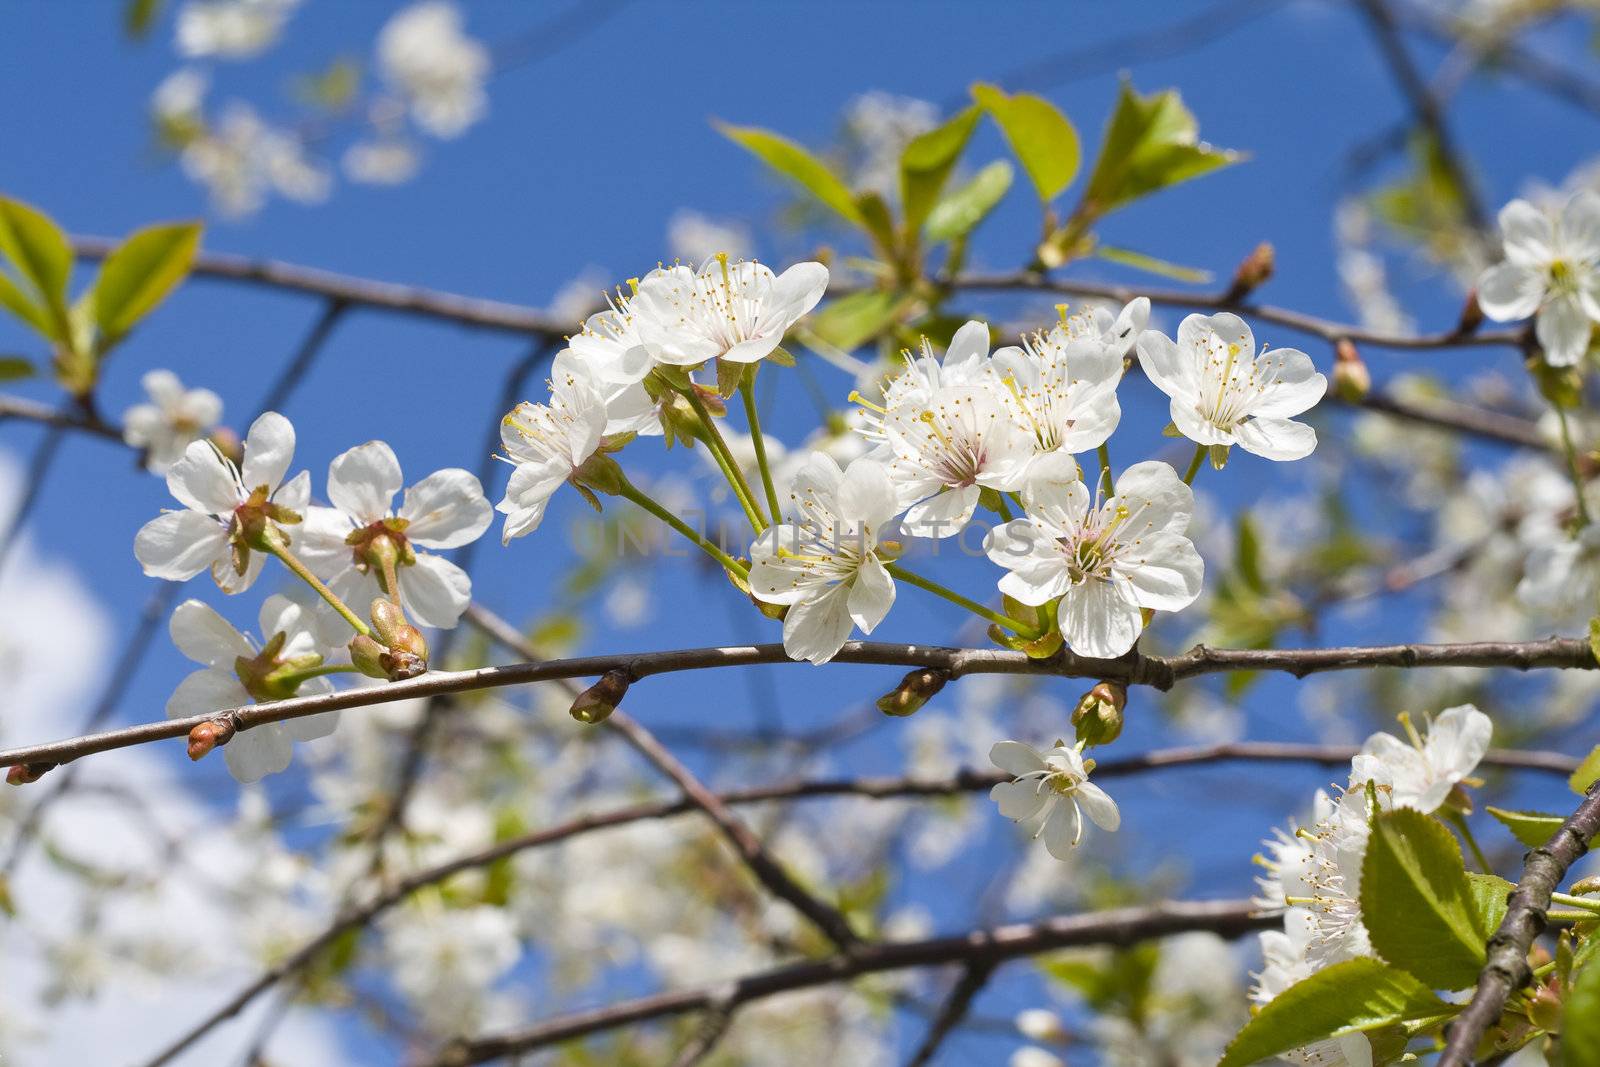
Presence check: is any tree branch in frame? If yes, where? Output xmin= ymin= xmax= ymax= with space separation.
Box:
xmin=902 ymin=961 xmax=997 ymax=1067
xmin=4 ymin=637 xmax=1592 ymax=774
xmin=1438 ymin=782 xmax=1600 ymax=1067
xmin=423 ymin=900 xmax=1272 ymax=1065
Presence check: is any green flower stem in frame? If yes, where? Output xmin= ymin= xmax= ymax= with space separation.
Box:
xmin=1097 ymin=443 xmax=1115 ymax=496
xmin=740 ymin=378 xmax=784 ymax=522
xmin=618 ymin=477 xmax=749 ymax=579
xmin=278 ymin=663 xmax=363 ymax=688
xmin=1551 ymin=891 xmax=1600 ymax=915
xmin=267 ymin=541 xmax=372 ymax=637
xmin=1555 ymin=404 xmax=1591 ymax=528
xmin=682 ymin=385 xmax=767 ymax=531
xmin=886 ymin=562 xmax=1036 ymax=637
xmin=1182 ymin=443 xmax=1207 ymax=485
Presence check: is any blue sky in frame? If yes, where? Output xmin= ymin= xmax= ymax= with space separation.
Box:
xmin=2 ymin=1 xmax=1596 ymax=1062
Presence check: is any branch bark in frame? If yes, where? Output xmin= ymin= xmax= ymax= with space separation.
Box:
xmin=1438 ymin=782 xmax=1600 ymax=1066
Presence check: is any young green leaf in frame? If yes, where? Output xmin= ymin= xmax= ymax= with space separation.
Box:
xmin=1360 ymin=807 xmax=1487 ymax=990
xmin=1466 ymin=872 xmax=1513 ymax=936
xmin=0 ymin=271 xmax=51 ymax=336
xmin=0 ymin=355 xmax=35 ymax=382
xmin=1486 ymin=806 xmax=1584 ymax=850
xmin=900 ymin=106 xmax=981 ymax=232
xmin=807 ymin=290 xmax=905 ymax=352
xmin=124 ymin=0 xmax=163 ymax=38
xmin=1094 ymin=243 xmax=1214 ymax=284
xmin=925 ymin=160 xmax=1013 ymax=242
xmin=1218 ymin=957 xmax=1450 ymax=1067
xmin=715 ymin=122 xmax=866 ymax=229
xmin=970 ymin=83 xmax=1080 ymax=202
xmin=1569 ymin=959 xmax=1600 ymax=1067
xmin=853 ymin=190 xmax=900 ymax=261
xmin=1081 ymin=82 xmax=1240 ymax=219
xmin=1571 ymin=744 xmax=1600 ymax=795
xmin=0 ymin=195 xmax=74 ymax=336
xmin=90 ymin=221 xmax=203 ymax=343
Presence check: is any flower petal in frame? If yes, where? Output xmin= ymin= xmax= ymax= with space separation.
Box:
xmin=400 ymin=553 xmax=472 ymax=629
xmin=1500 ymin=198 xmax=1554 ymax=267
xmin=328 ymin=440 xmax=404 ymax=524
xmin=241 ymin=411 xmax=295 ymax=492
xmin=1117 ymin=531 xmax=1204 ymax=611
xmin=169 ymin=599 xmax=253 ymax=666
xmin=847 ymin=556 xmax=895 ymax=634
xmin=1135 ymin=328 xmax=1195 ymax=401
xmin=1075 ymin=782 xmax=1121 ymax=832
xmin=989 ymin=740 xmax=1048 ymax=777
xmin=166 ymin=667 xmax=249 ymax=719
xmin=223 ymin=725 xmax=294 ymax=784
xmin=990 ymin=779 xmax=1048 ymax=822
xmin=1475 ymin=262 xmax=1545 ymax=321
xmin=400 ymin=468 xmax=493 ymax=548
xmin=1060 ymin=576 xmax=1143 ymax=659
xmin=780 ymin=582 xmax=854 ymax=664
xmin=135 ymin=511 xmax=229 ymax=580
xmin=167 ymin=440 xmax=240 ymax=514
xmin=1234 ymin=416 xmax=1316 ymax=461
xmin=1039 ymin=798 xmax=1084 ymax=859
xmin=902 ymin=485 xmax=979 ymax=539
xmin=1536 ymin=292 xmax=1593 ymax=367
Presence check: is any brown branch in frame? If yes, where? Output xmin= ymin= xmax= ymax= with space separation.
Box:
xmin=465 ymin=602 xmax=862 ymax=950
xmin=423 ymin=900 xmax=1272 ymax=1065
xmin=902 ymin=961 xmax=997 ymax=1067
xmin=127 ymin=739 xmax=1574 ymax=1067
xmin=0 ymin=394 xmax=123 ymax=441
xmin=4 ymin=637 xmax=1593 ymax=774
xmin=1438 ymin=782 xmax=1600 ymax=1067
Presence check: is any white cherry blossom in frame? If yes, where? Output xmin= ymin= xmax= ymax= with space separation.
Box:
xmin=632 ymin=257 xmax=828 ymax=369
xmin=747 ymin=453 xmax=900 ymax=664
xmin=134 ymin=411 xmax=308 ymax=594
xmin=165 ymin=595 xmax=336 ymax=783
xmin=1137 ymin=312 xmax=1325 ymax=461
xmin=1478 ymin=193 xmax=1600 ymax=366
xmin=377 ymin=2 xmax=490 ymax=139
xmin=298 ymin=440 xmax=492 ymax=641
xmin=122 ymin=369 xmax=223 ymax=474
xmin=176 ymin=0 xmax=298 ymax=59
xmin=992 ymin=319 xmax=1128 ymax=461
xmin=383 ymin=904 xmax=520 ymax=1034
xmin=988 ymin=740 xmax=1120 ymax=859
xmin=497 ymin=366 xmax=609 ymax=543
xmin=984 ymin=460 xmax=1203 ymax=659
xmin=1358 ymin=704 xmax=1491 ymax=813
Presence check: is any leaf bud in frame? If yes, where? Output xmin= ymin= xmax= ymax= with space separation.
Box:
xmin=1333 ymin=339 xmax=1371 ymax=402
xmin=570 ymin=669 xmax=631 ymax=724
xmin=187 ymin=718 xmax=235 ymax=761
xmin=1224 ymin=241 xmax=1275 ymax=301
xmin=349 ymin=634 xmax=390 ymax=679
xmin=875 ymin=667 xmax=950 ymax=717
xmin=5 ymin=762 xmax=53 ymax=785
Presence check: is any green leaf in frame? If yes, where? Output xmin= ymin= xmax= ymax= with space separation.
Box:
xmin=0 ymin=196 xmax=73 ymax=337
xmin=1235 ymin=513 xmax=1268 ymax=595
xmin=715 ymin=122 xmax=865 ymax=229
xmin=807 ymin=290 xmax=905 ymax=352
xmin=853 ymin=190 xmax=899 ymax=260
xmin=1488 ymin=806 xmax=1570 ymax=849
xmin=1081 ymin=82 xmax=1241 ymax=218
xmin=1218 ymin=957 xmax=1450 ymax=1067
xmin=970 ymin=83 xmax=1081 ymax=202
xmin=900 ymin=106 xmax=981 ymax=232
xmin=926 ymin=160 xmax=1013 ymax=242
xmin=0 ymin=356 xmax=35 ymax=382
xmin=89 ymin=221 xmax=202 ymax=343
xmin=1569 ymin=959 xmax=1600 ymax=1067
xmin=1467 ymin=872 xmax=1513 ymax=936
xmin=1571 ymin=744 xmax=1600 ymax=795
xmin=1094 ymin=243 xmax=1213 ymax=284
xmin=1361 ymin=807 xmax=1487 ymax=990
xmin=0 ymin=271 xmax=51 ymax=336
xmin=124 ymin=0 xmax=163 ymax=38
xmin=1588 ymin=616 xmax=1600 ymax=666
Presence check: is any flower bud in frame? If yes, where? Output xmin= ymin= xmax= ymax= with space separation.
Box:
xmin=1333 ymin=339 xmax=1370 ymax=402
xmin=349 ymin=634 xmax=390 ymax=679
xmin=1569 ymin=876 xmax=1600 ymax=897
xmin=370 ymin=598 xmax=429 ymax=680
xmin=570 ymin=669 xmax=631 ymax=724
xmin=187 ymin=718 xmax=235 ymax=761
xmin=875 ymin=667 xmax=950 ymax=717
xmin=1527 ymin=979 xmax=1562 ymax=1032
xmin=5 ymin=762 xmax=53 ymax=786
xmin=1225 ymin=241 xmax=1275 ymax=301
xmin=573 ymin=451 xmax=627 ymax=497
xmin=1073 ymin=681 xmax=1126 ymax=747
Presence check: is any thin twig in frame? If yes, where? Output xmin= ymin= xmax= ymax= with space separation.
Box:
xmin=902 ymin=961 xmax=997 ymax=1067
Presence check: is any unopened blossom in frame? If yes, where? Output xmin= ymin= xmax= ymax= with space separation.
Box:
xmin=873 ymin=321 xmax=1033 ymax=536
xmin=1478 ymin=193 xmax=1600 ymax=366
xmin=632 ymin=256 xmax=829 ymax=368
xmin=747 ymin=453 xmax=899 ymax=664
xmin=176 ymin=0 xmax=298 ymax=59
xmin=497 ymin=366 xmax=609 ymax=543
xmin=1137 ymin=312 xmax=1325 ymax=461
xmin=991 ymin=310 xmax=1134 ymax=461
xmin=377 ymin=2 xmax=490 ymax=139
xmin=298 ymin=441 xmax=492 ymax=641
xmin=989 ymin=740 xmax=1120 ymax=859
xmin=984 ymin=460 xmax=1203 ymax=659
xmin=1358 ymin=704 xmax=1491 ymax=813
xmin=166 ymin=595 xmax=337 ymax=783
xmin=122 ymin=370 xmax=223 ymax=474
xmin=134 ymin=411 xmax=308 ymax=594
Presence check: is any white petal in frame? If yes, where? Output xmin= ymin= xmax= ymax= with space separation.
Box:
xmin=943 ymin=319 xmax=993 ymax=376
xmin=847 ymin=556 xmax=895 ymax=634
xmin=1075 ymin=782 xmax=1121 ymax=831
xmin=1109 ymin=461 xmax=1193 ymax=537
xmin=212 ymin=546 xmax=266 ymax=594
xmin=400 ymin=553 xmax=472 ymax=629
xmin=1475 ymin=262 xmax=1545 ymax=321
xmin=1039 ymin=799 xmax=1084 ymax=858
xmin=1118 ymin=532 xmax=1204 ymax=612
xmin=1251 ymin=348 xmax=1327 ymax=419
xmin=1425 ymin=705 xmax=1492 ymax=783
xmin=166 ymin=440 xmax=240 ymax=514
xmin=1562 ymin=191 xmax=1600 ymax=261
xmin=834 ymin=458 xmax=898 ymax=530
xmin=135 ymin=511 xmax=229 ymax=580
xmin=1499 ymin=198 xmax=1555 ymax=267
xmin=990 ymin=779 xmax=1048 ymax=822
xmin=241 ymin=411 xmax=295 ymax=491
xmin=274 ymin=469 xmax=311 ymax=512
xmin=328 ymin=441 xmax=404 ymax=524
xmin=295 ymin=506 xmax=357 ymax=575
xmin=989 ymin=740 xmax=1048 ymax=777
xmin=170 ymin=599 xmax=253 ymax=666
xmin=166 ymin=667 xmax=249 ymax=719
xmin=1536 ymin=293 xmax=1593 ymax=367
xmin=902 ymin=485 xmax=979 ymax=539
xmin=1135 ymin=329 xmax=1195 ymax=401
xmin=1060 ymin=577 xmax=1143 ymax=659
xmin=400 ymin=468 xmax=493 ymax=548
xmin=223 ymin=725 xmax=294 ymax=784
xmin=1169 ymin=397 xmax=1234 ymax=447
xmin=1234 ymin=416 xmax=1317 ymax=461
xmin=781 ymin=583 xmax=854 ymax=664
